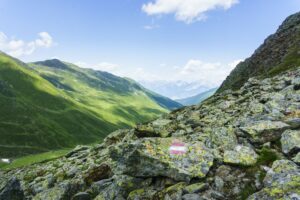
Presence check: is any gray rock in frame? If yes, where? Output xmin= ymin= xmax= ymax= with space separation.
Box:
xmin=110 ymin=138 xmax=214 ymax=182
xmin=183 ymin=183 xmax=208 ymax=194
xmin=280 ymin=130 xmax=300 ymax=154
xmin=0 ymin=177 xmax=24 ymax=200
xmin=248 ymin=160 xmax=300 ymax=200
xmin=72 ymin=192 xmax=91 ymax=200
xmin=293 ymin=152 xmax=300 ymax=164
xmin=182 ymin=193 xmax=202 ymax=200
xmin=224 ymin=145 xmax=258 ymax=166
xmin=240 ymin=120 xmax=290 ymax=144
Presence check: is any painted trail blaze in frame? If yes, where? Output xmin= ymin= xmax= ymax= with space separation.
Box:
xmin=169 ymin=140 xmax=187 ymax=155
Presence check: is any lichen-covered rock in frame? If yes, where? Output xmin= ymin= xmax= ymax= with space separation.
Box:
xmin=182 ymin=194 xmax=201 ymax=200
xmin=293 ymin=152 xmax=300 ymax=164
xmin=183 ymin=182 xmax=208 ymax=194
xmin=71 ymin=192 xmax=91 ymax=200
xmin=263 ymin=160 xmax=299 ymax=187
xmin=33 ymin=180 xmax=85 ymax=200
xmin=110 ymin=138 xmax=214 ymax=181
xmin=224 ymin=145 xmax=258 ymax=166
xmin=210 ymin=127 xmax=238 ymax=150
xmin=0 ymin=177 xmax=24 ymax=200
xmin=103 ymin=129 xmax=135 ymax=147
xmin=154 ymin=182 xmax=186 ymax=200
xmin=135 ymin=119 xmax=174 ymax=138
xmin=83 ymin=163 xmax=113 ymax=185
xmin=240 ymin=120 xmax=290 ymax=144
xmin=127 ymin=188 xmax=157 ymax=200
xmin=248 ymin=160 xmax=300 ymax=200
xmin=280 ymin=130 xmax=300 ymax=154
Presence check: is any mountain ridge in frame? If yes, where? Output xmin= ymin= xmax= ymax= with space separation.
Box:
xmin=176 ymin=87 xmax=218 ymax=106
xmin=218 ymin=11 xmax=300 ymax=93
xmin=0 ymin=54 xmax=181 ymax=158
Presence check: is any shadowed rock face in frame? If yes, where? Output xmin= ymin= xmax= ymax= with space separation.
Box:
xmin=218 ymin=11 xmax=300 ymax=93
xmin=1 ymin=12 xmax=300 ymax=200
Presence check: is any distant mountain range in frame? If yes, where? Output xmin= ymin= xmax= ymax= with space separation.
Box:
xmin=0 ymin=53 xmax=181 ymax=157
xmin=139 ymin=80 xmax=212 ymax=99
xmin=176 ymin=87 xmax=218 ymax=106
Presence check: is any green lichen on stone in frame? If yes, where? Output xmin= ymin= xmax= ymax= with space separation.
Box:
xmin=184 ymin=182 xmax=207 ymax=194
xmin=280 ymin=129 xmax=300 ymax=154
xmin=224 ymin=145 xmax=258 ymax=166
xmin=240 ymin=120 xmax=290 ymax=144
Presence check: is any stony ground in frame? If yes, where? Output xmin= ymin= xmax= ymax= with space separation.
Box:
xmin=0 ymin=67 xmax=300 ymax=200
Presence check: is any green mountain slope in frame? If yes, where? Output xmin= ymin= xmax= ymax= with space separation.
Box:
xmin=0 ymin=54 xmax=180 ymax=158
xmin=29 ymin=59 xmax=182 ymax=117
xmin=176 ymin=87 xmax=218 ymax=106
xmin=218 ymin=11 xmax=300 ymax=93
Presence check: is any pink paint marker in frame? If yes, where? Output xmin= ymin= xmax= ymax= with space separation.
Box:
xmin=169 ymin=140 xmax=187 ymax=155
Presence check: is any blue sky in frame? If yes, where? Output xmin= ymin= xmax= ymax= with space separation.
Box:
xmin=0 ymin=0 xmax=299 ymax=89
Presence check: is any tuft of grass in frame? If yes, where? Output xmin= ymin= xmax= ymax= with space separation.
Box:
xmin=256 ymin=147 xmax=279 ymax=166
xmin=0 ymin=149 xmax=70 ymax=170
xmin=269 ymin=46 xmax=300 ymax=76
xmin=240 ymin=184 xmax=257 ymax=200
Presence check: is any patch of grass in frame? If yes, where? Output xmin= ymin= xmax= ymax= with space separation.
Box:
xmin=256 ymin=147 xmax=279 ymax=166
xmin=238 ymin=147 xmax=280 ymax=199
xmin=240 ymin=184 xmax=257 ymax=200
xmin=0 ymin=149 xmax=70 ymax=170
xmin=269 ymin=46 xmax=300 ymax=76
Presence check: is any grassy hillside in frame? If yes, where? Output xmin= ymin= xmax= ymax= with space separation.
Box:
xmin=0 ymin=54 xmax=178 ymax=158
xmin=29 ymin=59 xmax=181 ymax=124
xmin=176 ymin=88 xmax=217 ymax=106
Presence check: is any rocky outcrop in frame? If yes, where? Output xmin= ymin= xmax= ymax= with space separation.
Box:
xmin=248 ymin=160 xmax=300 ymax=200
xmin=110 ymin=138 xmax=214 ymax=181
xmin=218 ymin=11 xmax=300 ymax=92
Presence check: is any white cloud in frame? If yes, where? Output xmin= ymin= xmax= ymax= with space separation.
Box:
xmin=75 ymin=58 xmax=243 ymax=89
xmin=175 ymin=59 xmax=242 ymax=87
xmin=128 ymin=59 xmax=242 ymax=88
xmin=142 ymin=0 xmax=239 ymax=23
xmin=0 ymin=31 xmax=54 ymax=57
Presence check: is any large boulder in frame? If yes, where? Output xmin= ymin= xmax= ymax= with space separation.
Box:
xmin=210 ymin=127 xmax=238 ymax=150
xmin=247 ymin=160 xmax=300 ymax=200
xmin=240 ymin=120 xmax=290 ymax=144
xmin=109 ymin=138 xmax=214 ymax=181
xmin=135 ymin=119 xmax=175 ymax=138
xmin=224 ymin=145 xmax=258 ymax=166
xmin=0 ymin=177 xmax=24 ymax=200
xmin=280 ymin=130 xmax=300 ymax=154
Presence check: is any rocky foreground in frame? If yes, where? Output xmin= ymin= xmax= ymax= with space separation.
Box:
xmin=1 ymin=66 xmax=300 ymax=199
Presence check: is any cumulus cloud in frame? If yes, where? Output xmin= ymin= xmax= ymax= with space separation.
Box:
xmin=130 ymin=59 xmax=242 ymax=88
xmin=142 ymin=0 xmax=239 ymax=23
xmin=175 ymin=59 xmax=242 ymax=86
xmin=75 ymin=58 xmax=243 ymax=88
xmin=0 ymin=32 xmax=54 ymax=57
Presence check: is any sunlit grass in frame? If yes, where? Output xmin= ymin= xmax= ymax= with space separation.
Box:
xmin=0 ymin=149 xmax=70 ymax=170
